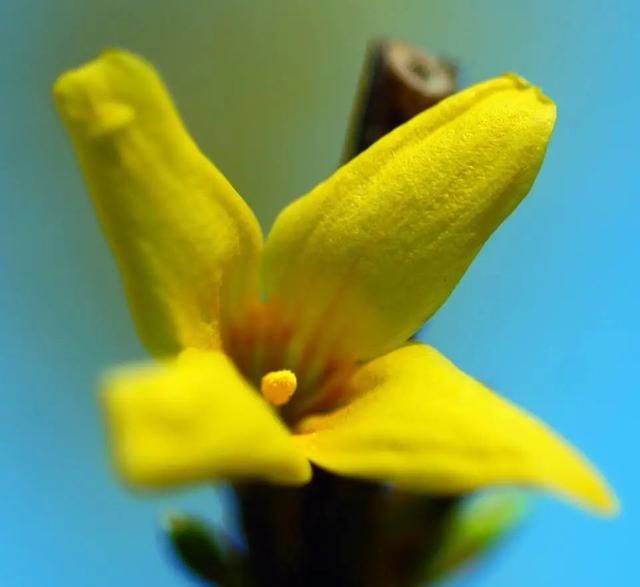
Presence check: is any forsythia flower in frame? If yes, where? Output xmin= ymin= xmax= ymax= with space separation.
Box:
xmin=53 ymin=50 xmax=616 ymax=514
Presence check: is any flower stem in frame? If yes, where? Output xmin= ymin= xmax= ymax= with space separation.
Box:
xmin=235 ymin=40 xmax=460 ymax=587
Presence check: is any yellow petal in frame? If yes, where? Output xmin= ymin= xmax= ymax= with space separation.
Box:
xmin=102 ymin=349 xmax=311 ymax=488
xmin=263 ymin=74 xmax=556 ymax=362
xmin=53 ymin=50 xmax=262 ymax=356
xmin=295 ymin=344 xmax=616 ymax=515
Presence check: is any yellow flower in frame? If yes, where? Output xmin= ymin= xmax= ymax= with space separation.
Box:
xmin=53 ymin=49 xmax=616 ymax=514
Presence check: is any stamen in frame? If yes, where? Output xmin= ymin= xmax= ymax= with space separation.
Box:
xmin=261 ymin=370 xmax=297 ymax=407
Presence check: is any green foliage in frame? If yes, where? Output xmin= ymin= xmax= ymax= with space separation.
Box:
xmin=164 ymin=512 xmax=244 ymax=586
xmin=420 ymin=493 xmax=529 ymax=584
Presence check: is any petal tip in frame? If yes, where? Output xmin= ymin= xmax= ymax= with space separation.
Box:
xmin=583 ymin=480 xmax=620 ymax=517
xmin=52 ymin=49 xmax=152 ymax=137
xmin=502 ymin=72 xmax=554 ymax=106
xmin=558 ymin=458 xmax=619 ymax=517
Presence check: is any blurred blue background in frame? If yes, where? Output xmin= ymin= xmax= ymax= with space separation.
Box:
xmin=1 ymin=0 xmax=636 ymax=584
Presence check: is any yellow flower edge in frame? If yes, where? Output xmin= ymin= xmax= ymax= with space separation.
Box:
xmin=295 ymin=345 xmax=617 ymax=516
xmin=53 ymin=49 xmax=618 ymax=517
xmin=53 ymin=50 xmax=263 ymax=357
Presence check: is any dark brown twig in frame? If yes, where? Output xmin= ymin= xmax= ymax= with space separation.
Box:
xmin=342 ymin=39 xmax=457 ymax=160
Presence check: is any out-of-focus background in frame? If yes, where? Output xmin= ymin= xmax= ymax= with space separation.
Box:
xmin=1 ymin=0 xmax=636 ymax=585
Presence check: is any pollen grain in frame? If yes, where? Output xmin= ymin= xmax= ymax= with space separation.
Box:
xmin=261 ymin=370 xmax=298 ymax=406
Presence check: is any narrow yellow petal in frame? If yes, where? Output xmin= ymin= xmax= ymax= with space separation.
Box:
xmin=102 ymin=349 xmax=311 ymax=488
xmin=295 ymin=344 xmax=616 ymax=515
xmin=263 ymin=74 xmax=556 ymax=362
xmin=53 ymin=50 xmax=262 ymax=356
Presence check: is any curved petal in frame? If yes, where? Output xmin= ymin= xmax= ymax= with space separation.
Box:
xmin=295 ymin=344 xmax=616 ymax=515
xmin=102 ymin=349 xmax=311 ymax=488
xmin=263 ymin=75 xmax=556 ymax=362
xmin=53 ymin=50 xmax=262 ymax=356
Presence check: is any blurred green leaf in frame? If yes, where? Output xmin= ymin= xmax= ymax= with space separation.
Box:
xmin=164 ymin=512 xmax=242 ymax=586
xmin=421 ymin=492 xmax=529 ymax=584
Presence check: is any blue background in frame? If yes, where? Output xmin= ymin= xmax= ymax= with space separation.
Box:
xmin=1 ymin=0 xmax=636 ymax=584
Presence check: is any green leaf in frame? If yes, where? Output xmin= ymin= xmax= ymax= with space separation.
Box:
xmin=421 ymin=492 xmax=529 ymax=584
xmin=164 ymin=512 xmax=241 ymax=586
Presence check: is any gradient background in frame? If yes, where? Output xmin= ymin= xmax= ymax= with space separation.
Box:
xmin=1 ymin=0 xmax=636 ymax=585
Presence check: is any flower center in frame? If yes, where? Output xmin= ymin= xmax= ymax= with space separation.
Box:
xmin=260 ymin=369 xmax=297 ymax=406
xmin=223 ymin=300 xmax=356 ymax=423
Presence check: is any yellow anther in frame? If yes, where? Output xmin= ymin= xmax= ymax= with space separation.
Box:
xmin=261 ymin=370 xmax=297 ymax=406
